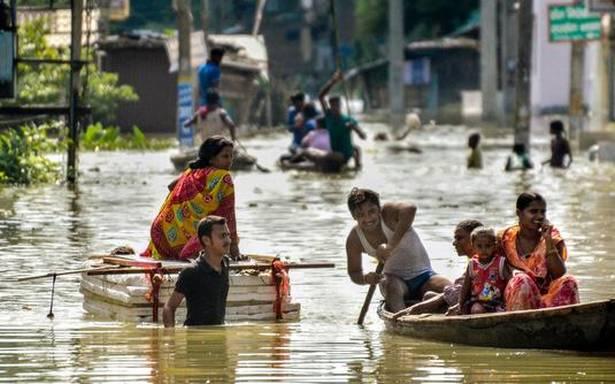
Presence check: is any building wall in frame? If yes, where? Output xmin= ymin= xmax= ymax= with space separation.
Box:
xmin=101 ymin=46 xmax=176 ymax=134
xmin=531 ymin=0 xmax=601 ymax=132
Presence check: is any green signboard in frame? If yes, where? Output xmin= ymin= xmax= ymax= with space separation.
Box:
xmin=549 ymin=4 xmax=602 ymax=42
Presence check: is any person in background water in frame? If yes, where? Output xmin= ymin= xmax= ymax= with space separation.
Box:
xmin=198 ymin=47 xmax=225 ymax=107
xmin=184 ymin=90 xmax=237 ymax=143
xmin=142 ymin=136 xmax=242 ymax=260
xmin=542 ymin=120 xmax=572 ymax=168
xmin=459 ymin=227 xmax=511 ymax=314
xmin=319 ymin=71 xmax=367 ymax=169
xmin=345 ymin=188 xmax=451 ymax=313
xmin=398 ymin=219 xmax=483 ymax=316
xmin=467 ymin=132 xmax=483 ymax=169
xmin=163 ymin=216 xmax=230 ymax=327
xmin=498 ymin=192 xmax=579 ymax=310
xmin=505 ymin=143 xmax=533 ymax=171
xmin=287 ymin=92 xmax=307 ymax=153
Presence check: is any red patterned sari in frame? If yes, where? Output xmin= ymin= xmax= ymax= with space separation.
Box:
xmin=142 ymin=167 xmax=236 ymax=260
xmin=499 ymin=225 xmax=579 ymax=311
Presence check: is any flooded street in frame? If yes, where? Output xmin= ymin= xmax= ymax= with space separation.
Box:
xmin=1 ymin=122 xmax=614 ymax=382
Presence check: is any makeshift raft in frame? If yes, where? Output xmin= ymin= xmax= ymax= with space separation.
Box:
xmin=80 ymin=255 xmax=330 ymax=324
xmin=170 ymin=147 xmax=256 ymax=172
xmin=378 ymin=300 xmax=615 ymax=350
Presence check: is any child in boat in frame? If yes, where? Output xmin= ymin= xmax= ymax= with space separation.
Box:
xmin=396 ymin=219 xmax=483 ymax=317
xmin=542 ymin=120 xmax=572 ymax=168
xmin=184 ymin=90 xmax=237 ymax=143
xmin=467 ymin=132 xmax=483 ymax=169
xmin=459 ymin=227 xmax=512 ymax=314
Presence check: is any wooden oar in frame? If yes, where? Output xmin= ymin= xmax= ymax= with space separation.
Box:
xmin=17 ymin=265 xmax=122 ymax=282
xmin=357 ymin=262 xmax=384 ymax=325
xmin=87 ymin=261 xmax=335 ymax=276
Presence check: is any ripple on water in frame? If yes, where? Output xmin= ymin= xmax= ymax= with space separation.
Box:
xmin=1 ymin=124 xmax=615 ymax=382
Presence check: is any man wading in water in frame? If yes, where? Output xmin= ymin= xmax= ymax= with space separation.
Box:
xmin=345 ymin=188 xmax=451 ymax=313
xmin=163 ymin=216 xmax=231 ymax=327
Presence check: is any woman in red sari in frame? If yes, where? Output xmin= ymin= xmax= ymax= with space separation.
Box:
xmin=499 ymin=192 xmax=579 ymax=310
xmin=142 ymin=136 xmax=240 ymax=260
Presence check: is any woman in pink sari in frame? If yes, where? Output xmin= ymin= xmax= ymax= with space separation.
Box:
xmin=499 ymin=192 xmax=579 ymax=310
xmin=142 ymin=136 xmax=240 ymax=260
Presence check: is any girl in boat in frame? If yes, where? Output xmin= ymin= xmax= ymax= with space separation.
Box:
xmin=459 ymin=227 xmax=511 ymax=314
xmin=499 ymin=192 xmax=579 ymax=310
xmin=142 ymin=136 xmax=241 ymax=260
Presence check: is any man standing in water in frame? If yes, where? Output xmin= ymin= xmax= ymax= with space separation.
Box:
xmin=163 ymin=216 xmax=231 ymax=327
xmin=345 ymin=188 xmax=451 ymax=312
xmin=198 ymin=48 xmax=225 ymax=107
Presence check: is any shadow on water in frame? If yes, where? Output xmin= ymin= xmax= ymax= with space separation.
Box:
xmin=0 ymin=124 xmax=615 ymax=382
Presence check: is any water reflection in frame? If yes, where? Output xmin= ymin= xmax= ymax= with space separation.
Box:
xmin=1 ymin=124 xmax=615 ymax=382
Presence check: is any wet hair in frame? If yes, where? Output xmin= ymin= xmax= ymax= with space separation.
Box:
xmin=189 ymin=135 xmax=234 ymax=169
xmin=512 ymin=143 xmax=527 ymax=155
xmin=302 ymin=103 xmax=318 ymax=119
xmin=328 ymin=96 xmax=341 ymax=104
xmin=347 ymin=187 xmax=380 ymax=214
xmin=210 ymin=47 xmax=225 ymax=58
xmin=516 ymin=192 xmax=546 ymax=211
xmin=468 ymin=132 xmax=481 ymax=149
xmin=470 ymin=226 xmax=496 ymax=243
xmin=290 ymin=92 xmax=305 ymax=103
xmin=205 ymin=90 xmax=220 ymax=106
xmin=197 ymin=215 xmax=226 ymax=245
xmin=550 ymin=120 xmax=565 ymax=134
xmin=455 ymin=219 xmax=484 ymax=234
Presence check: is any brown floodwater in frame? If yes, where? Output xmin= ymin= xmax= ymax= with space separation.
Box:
xmin=0 ymin=122 xmax=614 ymax=382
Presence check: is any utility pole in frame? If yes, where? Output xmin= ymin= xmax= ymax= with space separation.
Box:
xmin=480 ymin=0 xmax=498 ymax=123
xmin=67 ymin=0 xmax=83 ymax=184
xmin=252 ymin=0 xmax=267 ymax=36
xmin=200 ymin=0 xmax=208 ymax=44
xmin=175 ymin=0 xmax=194 ymax=148
xmin=514 ymin=0 xmax=532 ymax=151
xmin=569 ymin=41 xmax=585 ymax=146
xmin=388 ymin=0 xmax=404 ymax=131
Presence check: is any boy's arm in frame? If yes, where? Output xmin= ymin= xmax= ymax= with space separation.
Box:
xmin=350 ymin=121 xmax=367 ymax=140
xmin=184 ymin=112 xmax=198 ymax=127
xmin=220 ymin=110 xmax=237 ymax=141
xmin=319 ymin=70 xmax=343 ymax=112
xmin=381 ymin=202 xmax=416 ymax=253
xmin=458 ymin=265 xmax=472 ymax=314
xmin=565 ymin=140 xmax=573 ymax=167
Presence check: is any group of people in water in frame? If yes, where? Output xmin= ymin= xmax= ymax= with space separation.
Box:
xmin=467 ymin=119 xmax=573 ymax=171
xmin=142 ymin=129 xmax=580 ymax=326
xmin=139 ymin=49 xmax=580 ymax=326
xmin=281 ymin=70 xmax=366 ymax=171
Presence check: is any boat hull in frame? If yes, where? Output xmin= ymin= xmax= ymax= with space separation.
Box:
xmin=378 ymin=300 xmax=615 ymax=350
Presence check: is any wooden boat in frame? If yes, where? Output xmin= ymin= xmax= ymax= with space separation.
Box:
xmin=170 ymin=147 xmax=256 ymax=172
xmin=378 ymin=299 xmax=615 ymax=350
xmin=80 ymin=254 xmax=318 ymax=324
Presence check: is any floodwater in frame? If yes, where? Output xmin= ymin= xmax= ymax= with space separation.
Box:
xmin=0 ymin=122 xmax=614 ymax=383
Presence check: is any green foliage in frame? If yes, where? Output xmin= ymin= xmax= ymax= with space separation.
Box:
xmin=355 ymin=0 xmax=478 ymax=61
xmin=0 ymin=123 xmax=64 ymax=185
xmin=84 ymin=71 xmax=139 ymax=125
xmin=80 ymin=123 xmax=174 ymax=151
xmin=3 ymin=18 xmax=138 ymax=125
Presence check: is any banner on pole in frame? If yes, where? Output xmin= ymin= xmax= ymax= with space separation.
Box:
xmin=177 ymin=81 xmax=194 ymax=148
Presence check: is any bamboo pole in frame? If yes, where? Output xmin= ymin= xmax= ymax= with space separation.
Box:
xmin=87 ymin=262 xmax=335 ymax=276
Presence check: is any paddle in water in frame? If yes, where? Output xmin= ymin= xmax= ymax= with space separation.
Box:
xmin=357 ymin=262 xmax=384 ymax=325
